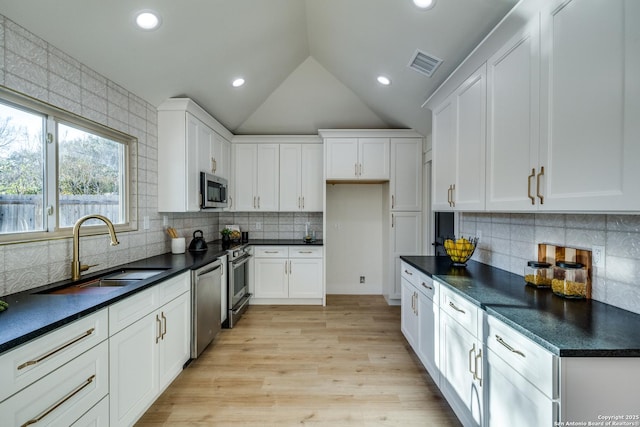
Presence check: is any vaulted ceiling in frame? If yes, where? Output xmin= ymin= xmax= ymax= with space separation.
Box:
xmin=0 ymin=0 xmax=518 ymax=136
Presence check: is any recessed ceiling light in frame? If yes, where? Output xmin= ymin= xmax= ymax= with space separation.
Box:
xmin=135 ymin=10 xmax=161 ymax=30
xmin=413 ymin=0 xmax=436 ymax=10
xmin=232 ymin=78 xmax=245 ymax=88
xmin=377 ymin=76 xmax=391 ymax=86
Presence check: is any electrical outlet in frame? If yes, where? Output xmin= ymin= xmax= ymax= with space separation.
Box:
xmin=162 ymin=215 xmax=168 ymax=227
xmin=360 ymin=276 xmax=365 ymax=284
xmin=256 ymin=222 xmax=262 ymax=230
xmin=143 ymin=216 xmax=150 ymax=230
xmin=592 ymin=245 xmax=605 ymax=269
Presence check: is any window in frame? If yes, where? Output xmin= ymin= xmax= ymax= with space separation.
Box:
xmin=0 ymin=87 xmax=134 ymax=241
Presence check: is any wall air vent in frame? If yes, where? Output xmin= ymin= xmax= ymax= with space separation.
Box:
xmin=408 ymin=49 xmax=443 ymax=77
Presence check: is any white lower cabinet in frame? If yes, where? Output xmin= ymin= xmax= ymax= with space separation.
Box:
xmin=0 ymin=341 xmax=109 ymax=427
xmin=440 ymin=294 xmax=483 ymax=427
xmin=401 ymin=277 xmax=419 ymax=349
xmin=109 ymin=272 xmax=191 ymax=426
xmin=71 ymin=395 xmax=110 ymax=427
xmin=252 ymin=246 xmax=323 ymax=303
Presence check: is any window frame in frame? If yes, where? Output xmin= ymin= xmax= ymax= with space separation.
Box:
xmin=0 ymin=85 xmax=137 ymax=244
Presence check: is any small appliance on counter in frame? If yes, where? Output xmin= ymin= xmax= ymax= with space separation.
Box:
xmin=188 ymin=230 xmax=208 ymax=252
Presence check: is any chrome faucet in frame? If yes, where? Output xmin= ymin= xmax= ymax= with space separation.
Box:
xmin=72 ymin=214 xmax=120 ymax=281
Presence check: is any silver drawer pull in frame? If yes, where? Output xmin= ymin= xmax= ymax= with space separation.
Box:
xmin=421 ymin=282 xmax=433 ymax=290
xmin=264 ymin=251 xmax=280 ymax=254
xmin=404 ymin=269 xmax=413 ymax=276
xmin=448 ymin=301 xmax=465 ymax=314
xmin=495 ymin=335 xmax=526 ymax=358
xmin=298 ymin=251 xmax=313 ymax=254
xmin=21 ymin=374 xmax=96 ymax=427
xmin=17 ymin=328 xmax=95 ymax=370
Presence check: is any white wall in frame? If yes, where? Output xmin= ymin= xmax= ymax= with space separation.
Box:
xmin=325 ymin=184 xmax=384 ymax=294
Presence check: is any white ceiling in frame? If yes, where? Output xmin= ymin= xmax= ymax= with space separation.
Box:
xmin=0 ymin=0 xmax=518 ymax=136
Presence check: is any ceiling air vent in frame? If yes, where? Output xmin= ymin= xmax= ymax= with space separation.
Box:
xmin=408 ymin=49 xmax=443 ymax=77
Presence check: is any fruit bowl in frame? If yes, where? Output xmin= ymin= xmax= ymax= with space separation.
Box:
xmin=443 ymin=237 xmax=479 ymax=266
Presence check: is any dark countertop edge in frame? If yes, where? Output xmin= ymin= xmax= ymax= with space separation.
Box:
xmin=0 ymin=239 xmax=322 ymax=355
xmin=400 ymin=256 xmax=640 ymax=358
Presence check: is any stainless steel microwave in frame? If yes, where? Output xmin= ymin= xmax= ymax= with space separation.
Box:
xmin=200 ymin=172 xmax=228 ymax=209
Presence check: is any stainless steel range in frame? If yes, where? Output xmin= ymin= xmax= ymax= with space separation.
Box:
xmin=223 ymin=243 xmax=252 ymax=328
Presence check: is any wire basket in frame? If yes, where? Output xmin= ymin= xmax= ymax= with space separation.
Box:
xmin=443 ymin=237 xmax=479 ymax=266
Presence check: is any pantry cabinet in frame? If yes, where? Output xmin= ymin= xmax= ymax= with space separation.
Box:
xmin=158 ymin=98 xmax=234 ymax=212
xmin=432 ymin=65 xmax=486 ymax=211
xmin=325 ymin=137 xmax=389 ymax=181
xmin=233 ymin=144 xmax=280 ymax=211
xmin=109 ymin=272 xmax=191 ymax=427
xmin=280 ymin=143 xmax=323 ymax=211
xmin=252 ymin=246 xmax=324 ymax=303
xmin=390 ymin=212 xmax=422 ymax=299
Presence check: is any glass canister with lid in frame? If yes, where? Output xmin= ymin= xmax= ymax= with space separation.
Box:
xmin=552 ymin=261 xmax=588 ymax=299
xmin=524 ymin=261 xmax=553 ymax=288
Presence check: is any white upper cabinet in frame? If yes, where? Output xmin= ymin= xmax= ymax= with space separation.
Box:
xmin=233 ymin=144 xmax=279 ymax=211
xmin=212 ymin=132 xmax=231 ymax=179
xmin=157 ymin=98 xmax=234 ymax=212
xmin=325 ymin=137 xmax=389 ymax=181
xmin=280 ymin=144 xmax=323 ymax=211
xmin=486 ymin=16 xmax=541 ymax=211
xmin=390 ymin=138 xmax=423 ymax=211
xmin=539 ymin=0 xmax=640 ymax=211
xmin=432 ymin=65 xmax=487 ymax=211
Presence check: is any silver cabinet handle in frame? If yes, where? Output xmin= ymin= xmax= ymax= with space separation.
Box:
xmin=421 ymin=282 xmax=433 ymax=290
xmin=253 ymin=196 xmax=256 ymax=209
xmin=302 ymin=196 xmax=305 ymax=209
xmin=161 ymin=311 xmax=167 ymax=340
xmin=156 ymin=314 xmax=161 ymax=344
xmin=265 ymin=251 xmax=280 ymax=254
xmin=229 ymin=196 xmax=233 ymax=209
xmin=298 ymin=251 xmax=313 ymax=254
xmin=355 ymin=163 xmax=358 ymax=177
xmin=285 ymin=260 xmax=288 ymax=275
xmin=468 ymin=343 xmax=476 ymax=376
xmin=448 ymin=301 xmax=465 ymax=314
xmin=257 ymin=196 xmax=260 ymax=209
xmin=289 ymin=260 xmax=292 ymax=274
xmin=474 ymin=349 xmax=483 ymax=386
xmin=17 ymin=328 xmax=95 ymax=370
xmin=359 ymin=163 xmax=363 ymax=176
xmin=495 ymin=335 xmax=526 ymax=358
xmin=298 ymin=197 xmax=301 ymax=208
xmin=21 ymin=375 xmax=96 ymax=427
xmin=404 ymin=269 xmax=413 ymax=276
xmin=414 ymin=292 xmax=418 ymax=315
xmin=391 ymin=195 xmax=395 ymax=209
xmin=392 ymin=213 xmax=394 ymax=228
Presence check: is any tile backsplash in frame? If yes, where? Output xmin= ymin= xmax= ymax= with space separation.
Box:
xmin=218 ymin=212 xmax=323 ymax=241
xmin=460 ymin=212 xmax=640 ymax=315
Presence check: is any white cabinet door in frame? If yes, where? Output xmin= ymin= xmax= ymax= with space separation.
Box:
xmin=539 ymin=0 xmax=640 ymax=211
xmin=432 ymin=98 xmax=456 ymax=211
xmin=185 ymin=113 xmax=201 ymax=212
xmin=233 ymin=144 xmax=257 ymax=211
xmin=289 ymin=258 xmax=323 ymax=298
xmin=485 ymin=349 xmax=555 ymax=427
xmin=390 ymin=212 xmax=422 ymax=298
xmin=109 ymin=312 xmax=159 ymax=427
xmin=211 ymin=132 xmax=230 ymax=178
xmin=197 ymin=118 xmax=214 ymax=177
xmin=279 ymin=144 xmax=302 ymax=211
xmin=454 ymin=65 xmax=486 ymax=211
xmin=359 ymin=138 xmax=389 ymax=180
xmin=440 ymin=313 xmax=483 ymax=427
xmin=418 ymin=286 xmax=440 ymax=385
xmin=254 ymin=257 xmax=288 ymax=298
xmin=158 ymin=292 xmax=191 ymax=390
xmin=326 ymin=138 xmax=359 ymax=179
xmin=71 ymin=395 xmax=109 ymax=427
xmin=401 ymin=278 xmax=419 ymax=349
xmin=390 ymin=138 xmax=422 ymax=211
xmin=256 ymin=144 xmax=280 ymax=211
xmin=486 ymin=16 xmax=541 ymax=211
xmin=300 ymin=144 xmax=323 ymax=211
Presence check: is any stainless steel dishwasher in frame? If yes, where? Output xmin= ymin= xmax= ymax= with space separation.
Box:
xmin=191 ymin=258 xmax=222 ymax=358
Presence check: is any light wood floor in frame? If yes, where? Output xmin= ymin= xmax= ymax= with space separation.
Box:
xmin=136 ymin=295 xmax=460 ymax=426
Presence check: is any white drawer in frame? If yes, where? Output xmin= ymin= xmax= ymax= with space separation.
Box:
xmin=0 ymin=309 xmax=108 ymax=403
xmin=109 ymin=285 xmax=158 ymax=335
xmin=439 ymin=284 xmax=479 ymax=336
xmin=254 ymin=246 xmax=289 ymax=258
xmin=71 ymin=395 xmax=109 ymax=427
xmin=158 ymin=271 xmax=190 ymax=306
xmin=0 ymin=340 xmax=109 ymax=426
xmin=289 ymin=246 xmax=323 ymax=258
xmin=400 ymin=262 xmax=420 ymax=287
xmin=416 ymin=273 xmax=438 ymax=303
xmin=486 ymin=314 xmax=557 ymax=399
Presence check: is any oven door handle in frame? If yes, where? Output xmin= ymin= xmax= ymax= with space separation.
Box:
xmin=231 ymin=253 xmax=252 ymax=268
xmin=231 ymin=293 xmax=252 ymax=315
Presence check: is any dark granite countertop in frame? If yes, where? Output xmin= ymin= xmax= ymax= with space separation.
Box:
xmin=400 ymin=256 xmax=640 ymax=357
xmin=0 ymin=239 xmax=323 ymax=355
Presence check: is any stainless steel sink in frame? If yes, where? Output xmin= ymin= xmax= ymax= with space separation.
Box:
xmin=37 ymin=268 xmax=168 ymax=295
